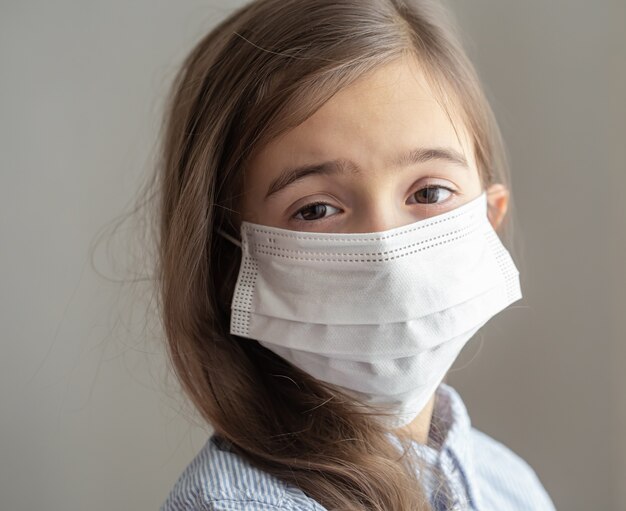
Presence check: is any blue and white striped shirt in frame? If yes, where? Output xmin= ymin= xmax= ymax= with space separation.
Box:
xmin=161 ymin=384 xmax=556 ymax=510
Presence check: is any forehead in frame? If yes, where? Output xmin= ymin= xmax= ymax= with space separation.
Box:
xmin=247 ymin=54 xmax=477 ymax=182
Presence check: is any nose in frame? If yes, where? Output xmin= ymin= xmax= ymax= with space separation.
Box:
xmin=348 ymin=197 xmax=413 ymax=234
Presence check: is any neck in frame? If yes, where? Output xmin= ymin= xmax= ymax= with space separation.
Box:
xmin=393 ymin=392 xmax=437 ymax=445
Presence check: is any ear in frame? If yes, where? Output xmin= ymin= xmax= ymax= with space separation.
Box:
xmin=486 ymin=183 xmax=509 ymax=230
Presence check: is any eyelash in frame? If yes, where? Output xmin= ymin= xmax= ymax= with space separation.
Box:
xmin=408 ymin=184 xmax=456 ymax=205
xmin=291 ymin=184 xmax=457 ymax=223
xmin=291 ymin=201 xmax=337 ymax=224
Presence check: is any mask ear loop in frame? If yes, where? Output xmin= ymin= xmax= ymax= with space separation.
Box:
xmin=217 ymin=228 xmax=242 ymax=248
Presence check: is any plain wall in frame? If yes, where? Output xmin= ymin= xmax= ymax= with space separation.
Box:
xmin=444 ymin=2 xmax=619 ymax=511
xmin=1 ymin=1 xmax=622 ymax=510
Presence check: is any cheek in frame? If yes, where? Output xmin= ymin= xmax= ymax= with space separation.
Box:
xmin=467 ymin=169 xmax=485 ymax=192
xmin=239 ymin=169 xmax=277 ymax=224
xmin=240 ymin=192 xmax=261 ymax=224
xmin=238 ymin=175 xmax=259 ymax=223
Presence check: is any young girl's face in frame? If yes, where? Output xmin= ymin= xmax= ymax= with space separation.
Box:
xmin=240 ymin=55 xmax=503 ymax=233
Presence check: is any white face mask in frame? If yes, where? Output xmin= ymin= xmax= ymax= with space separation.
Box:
xmin=219 ymin=192 xmax=521 ymax=428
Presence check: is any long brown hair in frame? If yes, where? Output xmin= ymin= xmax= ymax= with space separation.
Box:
xmin=152 ymin=0 xmax=511 ymax=509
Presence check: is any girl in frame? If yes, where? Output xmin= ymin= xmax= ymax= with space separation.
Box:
xmin=155 ymin=0 xmax=557 ymax=509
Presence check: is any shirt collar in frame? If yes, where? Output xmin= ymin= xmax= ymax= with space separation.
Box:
xmin=388 ymin=383 xmax=472 ymax=456
xmin=387 ymin=383 xmax=480 ymax=507
xmin=432 ymin=382 xmax=473 ymax=461
xmin=430 ymin=383 xmax=480 ymax=507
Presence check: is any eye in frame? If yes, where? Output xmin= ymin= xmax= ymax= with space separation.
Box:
xmin=408 ymin=184 xmax=455 ymax=205
xmin=293 ymin=202 xmax=341 ymax=222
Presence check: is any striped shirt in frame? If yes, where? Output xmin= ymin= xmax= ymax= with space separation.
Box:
xmin=161 ymin=383 xmax=556 ymax=510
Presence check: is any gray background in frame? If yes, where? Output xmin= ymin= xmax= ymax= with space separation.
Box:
xmin=1 ymin=1 xmax=623 ymax=510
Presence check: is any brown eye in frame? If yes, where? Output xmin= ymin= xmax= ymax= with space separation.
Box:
xmin=294 ymin=202 xmax=340 ymax=222
xmin=412 ymin=185 xmax=454 ymax=204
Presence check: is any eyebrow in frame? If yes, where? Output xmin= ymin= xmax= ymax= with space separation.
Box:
xmin=264 ymin=147 xmax=469 ymax=200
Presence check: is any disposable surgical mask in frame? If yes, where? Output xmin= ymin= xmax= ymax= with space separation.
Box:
xmin=219 ymin=191 xmax=521 ymax=428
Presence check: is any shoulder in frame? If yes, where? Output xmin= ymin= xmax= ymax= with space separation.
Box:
xmin=161 ymin=435 xmax=326 ymax=511
xmin=469 ymin=427 xmax=557 ymax=511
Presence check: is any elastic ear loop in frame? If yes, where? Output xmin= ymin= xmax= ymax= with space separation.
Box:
xmin=217 ymin=228 xmax=242 ymax=248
